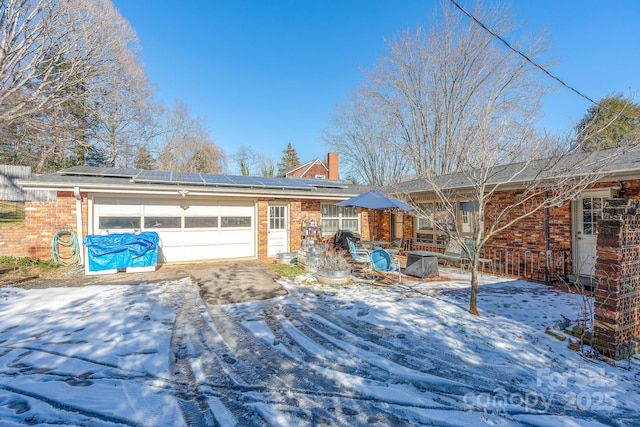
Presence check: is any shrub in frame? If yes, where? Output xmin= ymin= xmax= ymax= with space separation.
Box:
xmin=318 ymin=250 xmax=350 ymax=271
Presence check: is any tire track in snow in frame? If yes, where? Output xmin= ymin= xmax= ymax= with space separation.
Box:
xmin=204 ymin=302 xmax=421 ymax=425
xmin=284 ymin=287 xmax=507 ymax=392
xmin=168 ymin=281 xmax=218 ymax=426
xmin=0 ymin=383 xmax=138 ymax=426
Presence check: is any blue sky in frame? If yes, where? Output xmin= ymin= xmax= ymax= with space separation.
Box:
xmin=112 ymin=0 xmax=640 ymax=174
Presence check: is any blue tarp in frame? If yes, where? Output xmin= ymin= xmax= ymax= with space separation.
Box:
xmin=83 ymin=232 xmax=159 ymax=272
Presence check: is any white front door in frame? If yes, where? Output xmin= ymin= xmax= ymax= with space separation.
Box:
xmin=575 ymin=189 xmax=610 ymax=277
xmin=267 ymin=204 xmax=288 ymax=256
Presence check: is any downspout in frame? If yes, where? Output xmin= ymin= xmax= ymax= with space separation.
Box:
xmin=74 ymin=186 xmax=84 ymax=266
xmin=544 ymin=190 xmax=550 ymax=285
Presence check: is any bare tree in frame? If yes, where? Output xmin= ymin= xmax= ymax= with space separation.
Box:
xmin=257 ymin=153 xmax=275 ymax=177
xmin=233 ymin=146 xmax=256 ymax=176
xmin=0 ymin=0 xmax=126 ymax=128
xmin=367 ymin=1 xmax=551 ymax=177
xmin=324 ymin=89 xmax=410 ymax=186
xmin=389 ymin=3 xmax=633 ymax=316
xmin=84 ymin=1 xmax=157 ymax=168
xmin=155 ymin=99 xmax=226 ymax=173
xmin=0 ymin=0 xmax=161 ymax=171
xmin=402 ymin=135 xmax=629 ymax=315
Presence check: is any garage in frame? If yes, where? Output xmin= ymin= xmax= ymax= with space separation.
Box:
xmin=92 ymin=196 xmax=255 ymax=262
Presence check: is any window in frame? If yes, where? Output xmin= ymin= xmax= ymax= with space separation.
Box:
xmin=459 ymin=201 xmax=477 ymax=234
xmin=144 ymin=216 xmax=181 ymax=229
xmin=414 ymin=202 xmax=452 ymax=247
xmin=99 ymin=216 xmax=141 ymax=230
xmin=582 ymin=197 xmax=605 ymax=235
xmin=416 ymin=203 xmax=434 ymax=231
xmin=185 ymin=217 xmax=218 ymax=228
xmin=321 ymin=204 xmax=359 ymax=234
xmin=221 ymin=216 xmax=252 ymax=228
xmin=269 ymin=206 xmax=286 ymax=230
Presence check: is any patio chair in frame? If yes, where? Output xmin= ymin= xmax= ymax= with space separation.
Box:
xmin=348 ymin=240 xmax=372 ymax=276
xmin=463 ymin=238 xmax=493 ymax=274
xmin=371 ymin=248 xmax=402 ymax=283
xmin=387 ymin=238 xmax=403 ymax=255
xmin=438 ymin=239 xmax=466 ymax=271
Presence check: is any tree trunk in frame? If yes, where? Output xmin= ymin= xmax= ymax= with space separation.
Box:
xmin=469 ymin=264 xmax=479 ymax=316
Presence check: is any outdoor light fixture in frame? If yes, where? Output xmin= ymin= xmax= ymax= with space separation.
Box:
xmin=178 ymin=190 xmax=189 ymax=197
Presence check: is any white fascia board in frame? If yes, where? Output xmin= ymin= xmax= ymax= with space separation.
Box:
xmin=21 ymin=184 xmax=357 ymax=201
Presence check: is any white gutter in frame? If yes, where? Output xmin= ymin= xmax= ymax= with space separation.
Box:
xmin=73 ymin=186 xmax=84 ymax=265
xmin=20 ymin=185 xmax=357 ymax=201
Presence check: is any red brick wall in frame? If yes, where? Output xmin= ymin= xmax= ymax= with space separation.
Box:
xmin=257 ymin=199 xmax=322 ymax=260
xmin=287 ymin=163 xmax=328 ymax=179
xmin=302 ymin=164 xmax=328 ymax=179
xmin=7 ymin=178 xmax=640 ymax=264
xmin=484 ymin=191 xmax=571 ymax=251
xmin=327 ymin=152 xmax=339 ymax=180
xmin=0 ymin=191 xmax=88 ymax=260
xmin=593 ymin=198 xmax=640 ymax=360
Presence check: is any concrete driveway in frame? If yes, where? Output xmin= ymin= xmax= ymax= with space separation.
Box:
xmin=23 ymin=260 xmax=288 ymax=305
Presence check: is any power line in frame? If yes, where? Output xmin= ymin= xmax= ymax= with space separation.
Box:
xmin=448 ymin=0 xmax=598 ymax=106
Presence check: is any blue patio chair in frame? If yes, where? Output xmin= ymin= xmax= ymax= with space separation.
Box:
xmin=348 ymin=240 xmax=372 ymax=276
xmin=371 ymin=248 xmax=402 ymax=283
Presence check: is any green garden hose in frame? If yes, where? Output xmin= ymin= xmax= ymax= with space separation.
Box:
xmin=52 ymin=229 xmax=81 ymax=266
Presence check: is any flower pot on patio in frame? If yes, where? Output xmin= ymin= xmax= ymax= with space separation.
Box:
xmin=316 ymin=268 xmax=352 ymax=285
xmin=314 ymin=250 xmax=352 ymax=284
xmin=277 ymin=252 xmax=296 ymax=264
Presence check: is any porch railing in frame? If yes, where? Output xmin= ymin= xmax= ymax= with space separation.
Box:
xmin=404 ymin=238 xmax=570 ymax=284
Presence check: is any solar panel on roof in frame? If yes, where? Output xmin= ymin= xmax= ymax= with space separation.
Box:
xmin=59 ymin=165 xmax=348 ymax=191
xmin=201 ymin=174 xmax=238 ymax=185
xmin=227 ymin=175 xmax=264 ymax=186
xmin=169 ymin=172 xmax=205 ymax=185
xmin=134 ymin=170 xmax=172 ymax=183
xmin=60 ymin=166 xmax=139 ymax=178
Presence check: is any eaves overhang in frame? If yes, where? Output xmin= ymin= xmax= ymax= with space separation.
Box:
xmin=18 ymin=176 xmax=365 ymax=201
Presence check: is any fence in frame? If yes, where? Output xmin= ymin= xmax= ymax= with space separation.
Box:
xmin=404 ymin=238 xmax=569 ymax=284
xmin=0 ymin=165 xmax=56 ymax=202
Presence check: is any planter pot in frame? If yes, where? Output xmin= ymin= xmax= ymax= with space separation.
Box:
xmin=315 ymin=268 xmax=352 ymax=285
xmin=277 ymin=252 xmax=296 ymax=264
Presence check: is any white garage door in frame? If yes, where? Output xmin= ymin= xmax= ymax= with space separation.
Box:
xmin=92 ymin=197 xmax=255 ymax=262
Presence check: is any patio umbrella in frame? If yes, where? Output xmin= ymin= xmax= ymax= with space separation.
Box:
xmin=336 ymin=190 xmax=413 ymax=239
xmin=335 ymin=189 xmax=413 ymax=211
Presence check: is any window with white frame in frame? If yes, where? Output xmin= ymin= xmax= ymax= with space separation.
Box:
xmin=415 ymin=201 xmax=452 ymax=247
xmin=459 ymin=200 xmax=478 ymax=234
xmin=321 ymin=204 xmax=359 ymax=234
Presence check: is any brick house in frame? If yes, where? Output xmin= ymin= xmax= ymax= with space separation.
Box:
xmin=376 ymin=148 xmax=640 ymax=285
xmin=7 ymin=166 xmax=368 ymax=264
xmin=5 ymin=147 xmax=640 ymax=286
xmin=284 ymin=153 xmax=339 ymax=180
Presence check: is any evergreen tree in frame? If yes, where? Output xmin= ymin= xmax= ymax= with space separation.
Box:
xmin=135 ymin=146 xmax=155 ymax=169
xmin=576 ymin=94 xmax=640 ymax=151
xmin=277 ymin=143 xmax=301 ymax=176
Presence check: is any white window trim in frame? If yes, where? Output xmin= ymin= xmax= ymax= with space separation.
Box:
xmin=321 ymin=203 xmax=360 ymax=235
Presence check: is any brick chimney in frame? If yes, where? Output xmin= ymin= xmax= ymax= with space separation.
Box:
xmin=327 ymin=152 xmax=339 ymax=180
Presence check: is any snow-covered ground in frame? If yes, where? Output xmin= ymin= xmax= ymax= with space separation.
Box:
xmin=0 ymin=269 xmax=638 ymax=426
